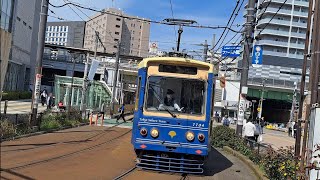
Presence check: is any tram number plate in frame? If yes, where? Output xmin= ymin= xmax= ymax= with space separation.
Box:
xmin=193 ymin=123 xmax=204 ymax=127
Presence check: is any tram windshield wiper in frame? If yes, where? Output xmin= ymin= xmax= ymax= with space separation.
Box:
xmin=149 ymin=85 xmax=177 ymax=118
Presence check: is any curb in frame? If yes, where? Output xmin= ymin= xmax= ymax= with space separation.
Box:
xmin=223 ymin=146 xmax=268 ymax=180
xmin=1 ymin=122 xmax=89 ymax=142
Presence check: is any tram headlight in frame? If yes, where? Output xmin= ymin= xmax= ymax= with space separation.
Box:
xmin=198 ymin=133 xmax=205 ymax=142
xmin=140 ymin=128 xmax=148 ymax=136
xmin=150 ymin=128 xmax=159 ymax=138
xmin=186 ymin=131 xmax=195 ymax=141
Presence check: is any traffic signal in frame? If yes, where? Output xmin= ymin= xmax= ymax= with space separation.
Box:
xmin=220 ymin=76 xmax=226 ymax=88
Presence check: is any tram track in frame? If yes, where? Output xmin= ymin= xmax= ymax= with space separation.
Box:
xmin=1 ymin=121 xmax=128 ymax=154
xmin=2 ymin=128 xmax=132 ymax=171
xmin=113 ymin=166 xmax=137 ymax=180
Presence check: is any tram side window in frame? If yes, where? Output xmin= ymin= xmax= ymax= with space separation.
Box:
xmin=146 ymin=76 xmax=205 ymax=115
xmin=135 ymin=77 xmax=141 ymax=111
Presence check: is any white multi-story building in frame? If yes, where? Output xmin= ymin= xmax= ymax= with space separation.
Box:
xmin=45 ymin=21 xmax=85 ymax=48
xmin=246 ymin=0 xmax=309 ymax=87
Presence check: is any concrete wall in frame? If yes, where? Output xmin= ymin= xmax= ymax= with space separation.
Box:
xmin=0 ymin=30 xmax=12 ymax=92
xmin=4 ymin=0 xmax=41 ymax=91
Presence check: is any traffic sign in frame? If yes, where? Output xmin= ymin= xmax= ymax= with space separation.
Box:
xmin=257 ymin=107 xmax=261 ymax=112
xmin=221 ymin=46 xmax=241 ymax=58
xmin=252 ymin=45 xmax=263 ymax=65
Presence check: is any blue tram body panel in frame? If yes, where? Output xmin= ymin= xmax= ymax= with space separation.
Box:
xmin=131 ymin=57 xmax=214 ymax=173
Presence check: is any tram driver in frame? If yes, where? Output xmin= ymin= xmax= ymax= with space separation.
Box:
xmin=158 ymin=89 xmax=184 ymax=112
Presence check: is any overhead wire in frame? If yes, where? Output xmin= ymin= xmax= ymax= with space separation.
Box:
xmin=214 ymin=0 xmax=245 ymax=51
xmin=211 ymin=0 xmax=242 ymax=51
xmin=169 ymin=0 xmax=177 ymax=41
xmin=46 ymin=0 xmax=242 ymax=33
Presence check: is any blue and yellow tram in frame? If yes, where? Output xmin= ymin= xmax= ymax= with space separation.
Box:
xmin=131 ymin=56 xmax=215 ymax=173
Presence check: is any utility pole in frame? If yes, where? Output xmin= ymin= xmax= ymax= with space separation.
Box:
xmin=111 ymin=41 xmax=121 ymax=114
xmin=257 ymin=78 xmax=266 ymax=120
xmin=299 ymin=0 xmax=315 ymax=173
xmin=203 ymin=40 xmax=208 ymax=62
xmin=305 ymin=0 xmax=320 ymax=176
xmin=30 ymin=0 xmax=49 ymax=126
xmin=236 ymin=0 xmax=256 ymax=135
xmin=81 ymin=52 xmax=89 ymax=118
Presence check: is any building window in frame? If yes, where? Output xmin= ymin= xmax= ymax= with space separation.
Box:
xmin=114 ymin=38 xmax=119 ymax=41
xmin=64 ymin=26 xmax=67 ymax=31
xmin=140 ymin=25 xmax=141 ymax=29
xmin=115 ymin=32 xmax=120 ymax=35
xmin=16 ymin=17 xmax=21 ymax=21
xmin=63 ymin=38 xmax=66 ymax=42
xmin=132 ymin=37 xmax=134 ymax=40
xmin=115 ymin=25 xmax=120 ymax=28
xmin=28 ymin=26 xmax=32 ymax=30
xmin=60 ymin=33 xmax=63 ymax=36
xmin=116 ymin=18 xmax=121 ymax=21
xmin=113 ymin=45 xmax=117 ymax=48
xmin=132 ymin=31 xmax=135 ymax=34
xmin=23 ymin=21 xmax=26 ymax=26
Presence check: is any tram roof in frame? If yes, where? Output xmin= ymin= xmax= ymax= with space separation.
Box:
xmin=138 ymin=57 xmax=213 ymax=72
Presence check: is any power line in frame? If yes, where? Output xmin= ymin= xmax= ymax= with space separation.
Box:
xmin=215 ymin=0 xmax=245 ymax=51
xmin=169 ymin=0 xmax=177 ymax=41
xmin=211 ymin=0 xmax=242 ymax=51
xmin=47 ymin=0 xmax=242 ymax=33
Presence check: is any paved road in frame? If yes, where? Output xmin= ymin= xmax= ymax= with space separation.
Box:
xmin=213 ymin=122 xmax=295 ymax=149
xmin=1 ymin=100 xmax=47 ymax=114
xmin=1 ymin=125 xmax=257 ymax=180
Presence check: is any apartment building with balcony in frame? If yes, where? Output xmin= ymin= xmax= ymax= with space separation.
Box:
xmin=84 ymin=8 xmax=150 ymax=57
xmin=247 ymin=0 xmax=309 ymax=87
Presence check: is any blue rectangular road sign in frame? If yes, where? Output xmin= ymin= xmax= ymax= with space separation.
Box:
xmin=221 ymin=46 xmax=241 ymax=58
xmin=252 ymin=45 xmax=263 ymax=65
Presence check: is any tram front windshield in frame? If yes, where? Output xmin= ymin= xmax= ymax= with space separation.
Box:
xmin=146 ymin=76 xmax=205 ymax=115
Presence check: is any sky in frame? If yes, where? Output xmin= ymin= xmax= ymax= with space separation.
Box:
xmin=48 ymin=0 xmax=244 ymax=56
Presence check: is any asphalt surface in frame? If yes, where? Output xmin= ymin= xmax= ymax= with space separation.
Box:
xmin=1 ymin=125 xmax=257 ymax=180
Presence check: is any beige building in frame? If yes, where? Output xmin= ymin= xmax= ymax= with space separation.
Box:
xmin=84 ymin=8 xmax=150 ymax=57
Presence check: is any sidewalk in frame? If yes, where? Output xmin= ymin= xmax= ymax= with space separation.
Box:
xmin=1 ymin=99 xmax=47 ymax=114
xmin=213 ymin=122 xmax=295 ymax=149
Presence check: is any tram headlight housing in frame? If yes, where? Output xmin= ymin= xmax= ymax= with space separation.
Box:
xmin=186 ymin=131 xmax=195 ymax=141
xmin=198 ymin=133 xmax=205 ymax=142
xmin=140 ymin=127 xmax=148 ymax=136
xmin=150 ymin=128 xmax=159 ymax=138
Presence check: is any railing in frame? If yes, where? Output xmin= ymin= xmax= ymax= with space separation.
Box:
xmin=248 ymin=77 xmax=300 ymax=89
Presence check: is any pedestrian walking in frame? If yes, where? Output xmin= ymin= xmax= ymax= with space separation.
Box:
xmin=293 ymin=122 xmax=297 ymax=138
xmin=215 ymin=111 xmax=220 ymax=122
xmin=40 ymin=90 xmax=47 ymax=106
xmin=116 ymin=103 xmax=126 ymax=123
xmin=222 ymin=115 xmax=230 ymax=127
xmin=254 ymin=121 xmax=262 ymax=142
xmin=243 ymin=120 xmax=256 ymax=149
xmin=47 ymin=93 xmax=53 ymax=109
xmin=287 ymin=121 xmax=292 ymax=137
xmin=260 ymin=117 xmax=265 ymax=134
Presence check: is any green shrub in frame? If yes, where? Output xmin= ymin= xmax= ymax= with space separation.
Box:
xmin=260 ymin=147 xmax=297 ymax=180
xmin=0 ymin=120 xmax=16 ymax=138
xmin=2 ymin=91 xmax=32 ymax=100
xmin=211 ymin=125 xmax=237 ymax=148
xmin=63 ymin=119 xmax=80 ymax=127
xmin=211 ymin=125 xmax=299 ymax=179
xmin=40 ymin=118 xmax=62 ymax=131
